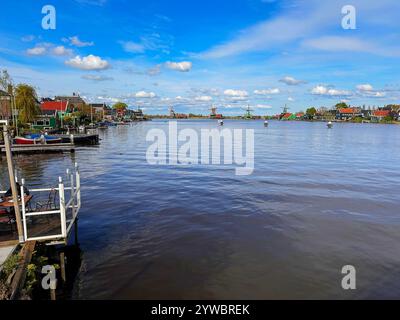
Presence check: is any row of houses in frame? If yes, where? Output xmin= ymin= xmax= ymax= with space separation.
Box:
xmin=278 ymin=106 xmax=400 ymax=122
xmin=0 ymin=92 xmax=145 ymax=130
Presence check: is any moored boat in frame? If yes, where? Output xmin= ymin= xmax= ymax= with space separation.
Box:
xmin=14 ymin=134 xmax=62 ymax=145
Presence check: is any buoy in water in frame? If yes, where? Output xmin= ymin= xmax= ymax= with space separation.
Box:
xmin=218 ymin=120 xmax=224 ymax=126
xmin=264 ymin=120 xmax=269 ymax=127
xmin=327 ymin=121 xmax=333 ymax=128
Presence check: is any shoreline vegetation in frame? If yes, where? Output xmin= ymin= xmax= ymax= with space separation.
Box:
xmin=147 ymin=114 xmax=400 ymax=125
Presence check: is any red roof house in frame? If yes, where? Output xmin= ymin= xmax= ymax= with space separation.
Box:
xmin=41 ymin=101 xmax=69 ymax=112
xmin=372 ymin=110 xmax=390 ymax=117
xmin=338 ymin=108 xmax=357 ymax=114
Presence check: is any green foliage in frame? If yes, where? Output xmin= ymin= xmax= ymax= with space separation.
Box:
xmin=112 ymin=102 xmax=128 ymax=110
xmin=381 ymin=116 xmax=393 ymax=123
xmin=352 ymin=116 xmax=363 ymax=123
xmin=15 ymin=84 xmax=40 ymax=124
xmin=306 ymin=107 xmax=317 ymax=116
xmin=63 ymin=115 xmax=73 ymax=125
xmin=335 ymin=102 xmax=349 ymax=109
xmin=0 ymin=253 xmax=21 ymax=277
xmin=22 ymin=249 xmax=59 ymax=293
xmin=0 ymin=69 xmax=13 ymax=91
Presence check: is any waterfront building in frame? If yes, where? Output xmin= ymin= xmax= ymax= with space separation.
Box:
xmin=281 ymin=113 xmax=296 ymax=120
xmin=370 ymin=110 xmax=391 ymax=123
xmin=336 ymin=108 xmax=363 ymax=121
xmin=209 ymin=106 xmax=223 ymax=119
xmin=55 ymin=93 xmax=86 ymax=112
xmin=132 ymin=108 xmax=145 ymax=120
xmin=32 ymin=100 xmax=70 ymax=130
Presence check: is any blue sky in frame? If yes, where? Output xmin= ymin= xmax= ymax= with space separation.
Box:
xmin=1 ymin=0 xmax=400 ymax=115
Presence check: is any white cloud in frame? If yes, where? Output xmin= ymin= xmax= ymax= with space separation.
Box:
xmin=200 ymin=1 xmax=337 ymax=59
xmin=52 ymin=45 xmax=73 ymax=56
xmin=66 ymin=36 xmax=94 ymax=47
xmin=165 ymin=61 xmax=192 ymax=72
xmin=65 ymin=54 xmax=110 ymax=70
xmin=356 ymin=84 xmax=373 ymax=92
xmin=147 ymin=65 xmax=161 ymax=76
xmin=134 ymin=91 xmax=156 ymax=98
xmin=371 ymin=91 xmax=386 ymax=97
xmin=121 ymin=41 xmax=145 ymax=53
xmin=224 ymin=89 xmax=248 ymax=97
xmin=81 ymin=74 xmax=113 ymax=81
xmin=175 ymin=96 xmax=189 ymax=101
xmin=200 ymin=1 xmax=400 ymax=59
xmin=254 ymin=88 xmax=280 ymax=95
xmin=253 ymin=104 xmax=273 ymax=109
xmin=303 ymin=36 xmax=400 ymax=57
xmin=288 ymin=97 xmax=295 ymax=102
xmin=27 ymin=46 xmax=46 ymax=55
xmin=195 ymin=95 xmax=212 ymax=102
xmin=311 ymin=85 xmax=352 ymax=97
xmin=280 ymin=76 xmax=305 ymax=86
xmin=356 ymin=84 xmax=386 ymax=97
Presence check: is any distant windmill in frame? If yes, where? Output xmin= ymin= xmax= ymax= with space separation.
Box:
xmin=169 ymin=106 xmax=175 ymax=118
xmin=243 ymin=105 xmax=254 ymax=120
xmin=281 ymin=104 xmax=290 ymax=114
xmin=209 ymin=105 xmax=217 ymax=117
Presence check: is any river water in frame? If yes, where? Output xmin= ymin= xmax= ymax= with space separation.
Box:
xmin=1 ymin=120 xmax=400 ymax=299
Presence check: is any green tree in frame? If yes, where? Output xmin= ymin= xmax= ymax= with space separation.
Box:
xmin=112 ymin=102 xmax=128 ymax=110
xmin=306 ymin=107 xmax=317 ymax=116
xmin=382 ymin=115 xmax=393 ymax=123
xmin=335 ymin=102 xmax=349 ymax=109
xmin=0 ymin=69 xmax=13 ymax=92
xmin=14 ymin=84 xmax=40 ymax=124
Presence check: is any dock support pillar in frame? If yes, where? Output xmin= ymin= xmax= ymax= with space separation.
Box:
xmin=74 ymin=219 xmax=79 ymax=246
xmin=50 ymin=288 xmax=56 ymax=300
xmin=60 ymin=252 xmax=66 ymax=283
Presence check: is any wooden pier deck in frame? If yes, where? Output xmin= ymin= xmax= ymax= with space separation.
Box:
xmin=0 ymin=143 xmax=75 ymax=155
xmin=0 ymin=215 xmax=62 ymax=245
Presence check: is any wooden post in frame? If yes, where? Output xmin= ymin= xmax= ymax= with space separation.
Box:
xmin=74 ymin=219 xmax=79 ymax=246
xmin=2 ymin=121 xmax=24 ymax=242
xmin=60 ymin=251 xmax=66 ymax=283
xmin=70 ymin=134 xmax=74 ymax=145
xmin=9 ymin=241 xmax=36 ymax=299
xmin=50 ymin=288 xmax=56 ymax=300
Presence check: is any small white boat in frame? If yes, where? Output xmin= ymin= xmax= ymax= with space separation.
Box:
xmin=218 ymin=120 xmax=224 ymax=126
xmin=327 ymin=121 xmax=333 ymax=128
xmin=264 ymin=120 xmax=269 ymax=127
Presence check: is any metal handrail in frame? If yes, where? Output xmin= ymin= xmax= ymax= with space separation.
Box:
xmin=16 ymin=163 xmax=81 ymax=242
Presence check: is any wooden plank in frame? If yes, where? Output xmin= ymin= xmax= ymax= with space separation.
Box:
xmin=0 ymin=143 xmax=75 ymax=154
xmin=9 ymin=240 xmax=36 ymax=300
xmin=0 ymin=240 xmax=19 ymax=248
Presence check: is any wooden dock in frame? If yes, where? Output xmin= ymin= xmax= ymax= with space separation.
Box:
xmin=0 ymin=143 xmax=75 ymax=155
